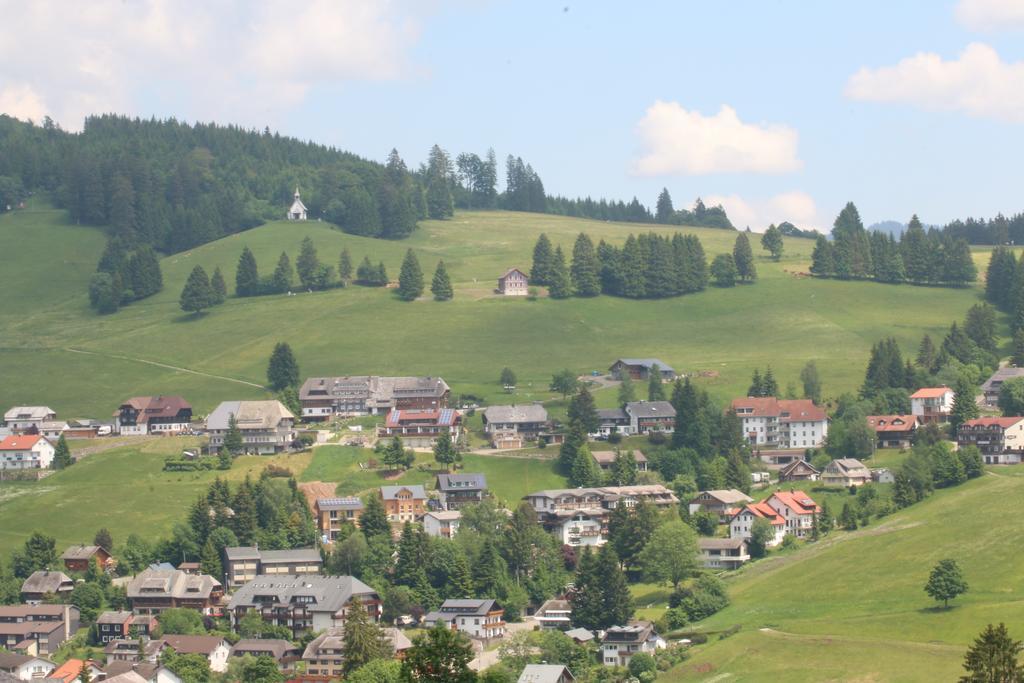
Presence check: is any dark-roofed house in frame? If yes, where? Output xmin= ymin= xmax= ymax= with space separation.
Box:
xmin=698 ymin=538 xmax=750 ymax=570
xmin=0 ymin=651 xmax=54 ymax=680
xmin=423 ymin=599 xmax=505 ymax=640
xmin=380 ymin=485 xmax=427 ymax=523
xmin=518 ymin=664 xmax=576 ymax=683
xmin=958 ymin=416 xmax=1024 ymax=464
xmin=95 ymin=611 xmax=134 ymax=644
xmin=983 ymin=367 xmax=1024 ymax=406
xmin=482 ymin=404 xmax=549 ymax=448
xmin=160 ymin=635 xmax=230 ymax=673
xmin=378 ymin=409 xmax=461 ymax=448
xmin=591 ymin=450 xmax=648 ymax=472
xmin=593 ymin=408 xmax=630 ymax=438
xmin=113 ymin=396 xmax=192 ymax=436
xmin=624 ymin=401 xmax=676 ymax=434
xmin=226 ymin=575 xmax=381 ymax=637
xmin=206 ymin=401 xmax=295 ymax=454
xmin=609 ymin=359 xmax=677 ymax=381
xmin=497 ymin=267 xmax=529 ymax=295
xmin=21 ymin=571 xmax=74 ymax=604
xmin=435 ymin=473 xmax=487 ymax=510
xmin=126 ymin=568 xmax=222 ymax=615
xmin=222 ymin=547 xmax=323 ymax=588
xmin=230 ymin=639 xmax=300 ymax=669
xmin=0 ymin=604 xmax=79 ymax=656
xmin=314 ymin=497 xmax=364 ymax=542
xmin=61 ymin=544 xmax=112 ymax=573
xmin=600 ymin=622 xmax=665 ymax=668
xmin=866 ymin=415 xmax=918 ymax=449
xmin=778 ymin=459 xmax=820 ymax=482
xmin=821 ymin=459 xmax=871 ymax=487
xmin=298 ymin=376 xmax=450 ymax=420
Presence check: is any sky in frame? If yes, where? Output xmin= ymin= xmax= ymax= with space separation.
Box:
xmin=2 ymin=0 xmax=1024 ymax=232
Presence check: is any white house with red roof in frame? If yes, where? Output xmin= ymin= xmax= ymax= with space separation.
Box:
xmin=0 ymin=435 xmax=55 ymax=470
xmin=910 ymin=387 xmax=954 ymax=424
xmin=730 ymin=398 xmax=828 ymax=450
xmin=957 ymin=416 xmax=1024 ymax=464
xmin=729 ymin=501 xmax=786 ymax=546
xmin=766 ymin=490 xmax=821 ymax=538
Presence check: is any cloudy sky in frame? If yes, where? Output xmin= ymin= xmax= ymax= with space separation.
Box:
xmin=2 ymin=0 xmax=1024 ymax=231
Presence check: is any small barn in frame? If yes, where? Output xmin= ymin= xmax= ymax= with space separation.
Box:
xmin=497 ymin=268 xmax=529 ymax=295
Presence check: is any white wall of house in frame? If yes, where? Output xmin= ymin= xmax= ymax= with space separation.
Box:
xmin=0 ymin=440 xmax=55 ymax=469
xmin=558 ymin=514 xmax=605 ymax=547
xmin=729 ymin=512 xmax=785 ymax=546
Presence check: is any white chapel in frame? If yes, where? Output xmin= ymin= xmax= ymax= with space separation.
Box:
xmin=287 ymin=187 xmax=308 ymax=221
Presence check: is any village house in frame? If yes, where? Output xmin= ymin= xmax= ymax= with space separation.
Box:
xmin=525 ymin=485 xmax=679 ymax=545
xmin=766 ymin=490 xmax=821 ymax=539
xmin=533 ymin=599 xmax=572 ymax=630
xmin=729 ymin=502 xmax=786 ymax=547
xmin=497 ymin=267 xmax=529 ymax=295
xmin=226 ymin=575 xmax=381 ymax=638
xmin=423 ymin=599 xmax=506 ymax=640
xmin=731 ymin=397 xmax=828 ymax=450
xmin=565 ymin=627 xmax=595 ymax=645
xmin=314 ymin=497 xmax=364 ymax=542
xmin=609 ymin=359 xmax=677 ymax=381
xmin=872 ymin=468 xmax=896 ymax=484
xmin=778 ymin=459 xmax=819 ymax=482
xmin=625 ymin=400 xmax=676 ymax=434
xmin=518 ymin=664 xmax=576 ymax=683
xmin=423 ymin=510 xmax=462 ymax=538
xmin=600 ymin=622 xmax=666 ymax=668
xmin=301 ymin=627 xmax=410 ymax=679
xmin=698 ymin=537 xmax=750 ymax=570
xmin=30 ymin=421 xmax=68 ymax=441
xmin=378 ymin=408 xmax=461 ymax=448
xmin=95 ymin=611 xmax=135 ymax=644
xmin=0 ymin=435 xmax=54 ymax=470
xmin=866 ymin=414 xmax=918 ymax=449
xmin=0 ymin=605 xmax=79 ymax=657
xmin=206 ymin=400 xmax=295 ymax=454
xmin=593 ymin=408 xmax=631 ymax=437
xmin=126 ymin=568 xmax=222 ymax=615
xmin=0 ymin=651 xmax=55 ymax=680
xmin=222 ymin=547 xmax=323 ymax=588
xmin=554 ymin=511 xmax=606 ymax=547
xmin=380 ymin=485 xmax=428 ymax=523
xmin=161 ymin=635 xmax=230 ymax=673
xmin=687 ymin=489 xmax=754 ymax=523
xmin=982 ymin=367 xmax=1024 ymax=407
xmin=482 ymin=404 xmax=549 ymax=448
xmin=821 ymin=459 xmax=872 ymax=487
xmin=958 ymin=416 xmax=1024 ymax=464
xmin=230 ymin=639 xmax=300 ymax=671
xmin=298 ymin=375 xmax=450 ymax=420
xmin=61 ymin=544 xmax=113 ymax=573
xmin=20 ymin=571 xmax=74 ymax=604
xmin=591 ymin=450 xmax=648 ymax=472
xmin=3 ymin=407 xmax=56 ymax=433
xmin=286 ymin=188 xmax=307 ymax=221
xmin=113 ymin=396 xmax=193 ymax=436
xmin=104 ymin=637 xmax=166 ymax=665
xmin=101 ymin=660 xmax=182 ymax=683
xmin=435 ymin=473 xmax=488 ymax=510
xmin=910 ymin=386 xmax=954 ymax=424
xmin=49 ymin=658 xmax=104 ymax=683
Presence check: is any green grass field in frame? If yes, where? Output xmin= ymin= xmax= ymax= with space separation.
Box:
xmin=0 ymin=200 xmax=994 ymax=418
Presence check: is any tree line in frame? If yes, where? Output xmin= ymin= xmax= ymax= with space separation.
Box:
xmin=88 ymin=238 xmax=163 ymax=313
xmin=810 ymin=204 xmax=976 ymax=286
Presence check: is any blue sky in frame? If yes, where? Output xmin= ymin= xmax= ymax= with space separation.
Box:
xmin=3 ymin=1 xmax=1024 ymax=231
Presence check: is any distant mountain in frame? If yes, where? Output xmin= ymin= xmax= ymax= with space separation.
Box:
xmin=869 ymin=220 xmax=906 ymax=237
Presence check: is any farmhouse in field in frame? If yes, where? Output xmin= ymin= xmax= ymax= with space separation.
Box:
xmin=206 ymin=400 xmax=295 ymax=454
xmin=982 ymin=367 xmax=1024 ymax=406
xmin=3 ymin=406 xmax=56 ymax=433
xmin=423 ymin=599 xmax=506 ymax=640
xmin=821 ymin=458 xmax=871 ymax=487
xmin=315 ymin=497 xmax=364 ymax=542
xmin=286 ymin=187 xmax=307 ymax=220
xmin=866 ymin=414 xmax=917 ymax=449
xmin=299 ymin=375 xmax=450 ymax=420
xmin=497 ymin=267 xmax=529 ymax=295
xmin=731 ymin=397 xmax=828 ymax=450
xmin=910 ymin=386 xmax=954 ymax=424
xmin=226 ymin=575 xmax=380 ymax=637
xmin=609 ymin=358 xmax=676 ymax=381
xmin=113 ymin=396 xmax=192 ymax=436
xmin=958 ymin=416 xmax=1024 ymax=464
xmin=378 ymin=408 xmax=460 ymax=448
xmin=0 ymin=435 xmax=55 ymax=470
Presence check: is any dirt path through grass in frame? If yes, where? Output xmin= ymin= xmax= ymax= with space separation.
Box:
xmin=65 ymin=347 xmax=265 ymax=388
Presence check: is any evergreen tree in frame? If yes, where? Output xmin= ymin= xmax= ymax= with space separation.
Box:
xmin=296 ymin=236 xmax=320 ymax=289
xmin=266 ymin=342 xmax=299 ymax=391
xmin=433 ymin=430 xmax=457 ymax=471
xmin=271 ymin=252 xmax=293 ymax=293
xmin=748 ymin=369 xmax=764 ymax=397
xmin=810 ymin=235 xmax=835 ymax=276
xmin=231 ymin=477 xmax=258 ymax=545
xmin=761 ymin=223 xmax=784 ymax=260
xmin=620 ymin=235 xmax=647 ymax=297
xmin=925 ymin=558 xmax=968 ymax=608
xmin=235 ymin=246 xmax=259 ymax=297
xmin=800 ymin=361 xmax=822 ymax=403
xmin=570 ymin=233 xmax=601 ymax=296
xmin=530 ymin=234 xmax=555 ymax=285
xmin=946 ymin=238 xmax=978 ymax=286
xmin=567 ymin=386 xmax=599 ymax=435
xmin=901 ymin=215 xmax=930 ymax=283
xmin=430 ymin=260 xmax=453 ymax=301
xmin=960 ymin=623 xmax=1024 ymax=683
xmin=210 ymin=266 xmax=226 ymax=305
xmin=916 ymin=335 xmax=938 ymax=371
xmin=200 ymin=538 xmax=221 ymax=579
xmin=733 ymin=232 xmax=757 ymax=282
xmin=594 ymin=544 xmax=633 ymax=628
xmin=52 ymin=434 xmax=73 ymax=470
xmin=223 ymin=413 xmax=243 ymax=455
xmin=950 ymin=375 xmax=980 ymax=433
xmin=618 ymin=374 xmax=636 ymax=407
xmin=710 ymin=253 xmax=737 ymax=287
xmin=424 ymin=144 xmax=455 ymax=220
xmin=964 ymin=303 xmax=997 ymax=352
xmin=472 ymin=540 xmax=505 ymax=596
xmin=547 ymin=245 xmax=572 ymax=299
xmin=359 ymin=494 xmax=390 ymax=540
xmin=338 ymin=247 xmax=353 ymax=284
xmin=397 ymin=249 xmax=424 ymax=301
xmin=762 ymin=366 xmax=779 ymax=397
xmin=648 ymin=366 xmax=666 ymax=401
xmin=984 ymin=247 xmax=1017 ymax=310
xmin=1013 ymin=329 xmax=1024 ymax=367
xmin=342 ymin=601 xmax=391 ymax=674
xmin=179 ymin=265 xmax=215 ymax=314
xmin=831 ymin=202 xmax=872 ymax=279
xmin=655 ymin=188 xmax=675 ymax=223
xmin=569 ymin=445 xmax=602 ymax=487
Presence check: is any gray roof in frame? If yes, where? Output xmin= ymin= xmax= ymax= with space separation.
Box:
xmin=436 ymin=473 xmax=487 ymax=492
xmin=99 ymin=673 xmax=148 ymax=683
xmin=564 ymin=627 xmax=594 ymax=642
xmin=694 ymin=489 xmax=753 ymax=505
xmin=698 ymin=537 xmax=747 ymax=551
xmin=96 ymin=610 xmax=133 ymax=625
xmin=223 ymin=546 xmax=260 ymax=561
xmin=613 ymin=358 xmax=676 ymax=373
xmin=299 ymin=375 xmax=449 ymax=403
xmin=4 ymin=406 xmax=55 ymax=421
xmin=829 ymin=458 xmax=869 ymax=473
xmin=380 ymin=485 xmax=426 ymax=501
xmin=591 ymin=450 xmax=647 ymax=464
xmin=482 ymin=404 xmax=548 ymax=424
xmin=0 ymin=651 xmax=36 ymax=668
xmin=625 ymin=400 xmax=676 ymax=419
xmin=21 ymin=570 xmax=73 ymax=595
xmin=597 ymin=408 xmax=628 ymax=421
xmin=61 ymin=544 xmax=105 ymax=560
xmin=424 ymin=598 xmax=499 ymax=621
xmin=206 ymin=401 xmax=294 ymax=431
xmin=983 ymin=367 xmax=1024 ymax=392
xmin=230 ymin=639 xmax=297 ymax=660
xmin=223 ymin=546 xmax=321 ymax=564
xmin=518 ymin=664 xmax=575 ymax=683
xmin=227 ymin=575 xmax=378 ymax=615
xmin=127 ymin=568 xmax=220 ymax=602
xmin=316 ymin=497 xmax=364 ymax=511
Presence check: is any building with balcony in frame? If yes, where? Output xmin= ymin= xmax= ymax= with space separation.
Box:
xmin=910 ymin=387 xmax=954 ymax=424
xmin=731 ymin=397 xmax=828 ymax=450
xmin=126 ymin=569 xmax=222 ymax=615
xmin=378 ymin=409 xmax=460 ymax=448
xmin=423 ymin=599 xmax=505 ymax=640
xmin=206 ymin=401 xmax=295 ymax=454
xmin=314 ymin=497 xmax=364 ymax=542
xmin=698 ymin=537 xmax=750 ymax=570
xmin=298 ymin=376 xmax=450 ymax=420
xmin=435 ymin=473 xmax=487 ymax=510
xmin=866 ymin=415 xmax=918 ymax=449
xmin=423 ymin=510 xmax=462 ymax=538
xmin=600 ymin=622 xmax=665 ymax=668
xmin=958 ymin=416 xmax=1024 ymax=464
xmin=380 ymin=485 xmax=427 ymax=523
xmin=222 ymin=547 xmax=323 ymax=588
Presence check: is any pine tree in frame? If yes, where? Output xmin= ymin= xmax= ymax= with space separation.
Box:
xmin=733 ymin=232 xmax=756 ymax=282
xmin=762 ymin=366 xmax=779 ymax=397
xmin=52 ymin=434 xmax=73 ymax=469
xmin=950 ymin=375 xmax=980 ymax=433
xmin=235 ymin=246 xmax=259 ymax=297
xmin=210 ymin=266 xmax=226 ymax=305
xmin=655 ymin=188 xmax=674 ymax=224
xmin=748 ymin=369 xmax=764 ymax=397
xmin=223 ymin=413 xmax=243 ymax=454
xmin=338 ymin=247 xmax=353 ymax=284
xmin=359 ymin=494 xmax=390 ymax=540
xmin=430 ymin=260 xmax=453 ymax=301
xmin=961 ymin=623 xmax=1024 ymax=682
xmin=761 ymin=224 xmax=784 ymax=260
xmin=433 ymin=429 xmax=457 ymax=471
xmin=648 ymin=366 xmax=666 ymax=401
xmin=810 ymin=235 xmax=835 ymax=277
xmin=620 ymin=235 xmax=647 ymax=297
xmin=499 ymin=367 xmax=516 ymax=389
xmin=271 ymin=252 xmax=293 ymax=293
xmin=901 ymin=215 xmax=929 ymax=283
xmin=595 ymin=544 xmax=633 ymax=628
xmin=569 ymin=445 xmax=601 ymax=487
xmin=397 ymin=249 xmax=424 ymax=301
xmin=547 ymin=245 xmax=572 ymax=299
xmin=800 ymin=361 xmax=822 ymax=403
xmin=266 ymin=342 xmax=299 ymax=391
xmin=342 ymin=601 xmax=391 ymax=674
xmin=296 ymin=236 xmax=320 ymax=289
xmin=1013 ymin=329 xmax=1024 ymax=367
xmin=916 ymin=334 xmax=937 ymax=371
xmin=570 ymin=233 xmax=601 ymax=296
xmin=530 ymin=234 xmax=555 ymax=285
xmin=425 ymin=144 xmax=455 ymax=220
xmin=200 ymin=538 xmax=221 ymax=579
xmin=618 ymin=374 xmax=636 ymax=407
xmin=179 ymin=265 xmax=215 ymax=314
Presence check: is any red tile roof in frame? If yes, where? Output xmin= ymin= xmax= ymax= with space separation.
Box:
xmin=866 ymin=415 xmax=918 ymax=432
xmin=730 ymin=397 xmax=827 ymax=422
xmin=910 ymin=387 xmax=952 ymax=399
xmin=0 ymin=435 xmax=45 ymax=450
xmin=771 ymin=490 xmax=821 ymax=515
xmin=960 ymin=417 xmax=1024 ymax=429
xmin=735 ymin=501 xmax=785 ymax=526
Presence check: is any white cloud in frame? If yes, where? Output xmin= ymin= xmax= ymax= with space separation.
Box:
xmin=845 ymin=43 xmax=1024 ymax=122
xmin=0 ymin=1 xmax=423 ymax=130
xmin=956 ymin=0 xmax=1024 ymax=30
xmin=703 ymin=191 xmax=821 ymax=232
xmin=631 ymin=101 xmax=802 ymax=176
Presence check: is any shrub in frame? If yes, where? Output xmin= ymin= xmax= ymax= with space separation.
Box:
xmin=718 ymin=624 xmax=741 ymax=640
xmin=648 ymin=431 xmax=668 ymax=445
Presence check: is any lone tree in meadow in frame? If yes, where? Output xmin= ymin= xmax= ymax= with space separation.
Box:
xmin=433 ymin=429 xmax=457 ymax=471
xmin=761 ymin=223 xmax=784 ymax=260
xmin=271 ymin=251 xmax=294 ymax=293
xmin=550 ymin=369 xmax=579 ymax=400
xmin=397 ymin=249 xmax=424 ymax=301
xmin=235 ymin=246 xmax=260 ymax=296
xmin=210 ymin=266 xmax=227 ymax=305
xmin=733 ymin=232 xmax=757 ymax=282
xmin=960 ymin=623 xmax=1024 ymax=682
xmin=267 ymin=342 xmax=300 ymax=391
xmin=180 ymin=265 xmax=215 ymax=314
xmin=338 ymin=247 xmax=353 ymax=284
xmin=431 ymin=260 xmax=453 ymax=301
xmin=500 ymin=367 xmax=516 ymax=389
xmin=925 ymin=558 xmax=968 ymax=608
xmin=52 ymin=434 xmax=73 ymax=470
